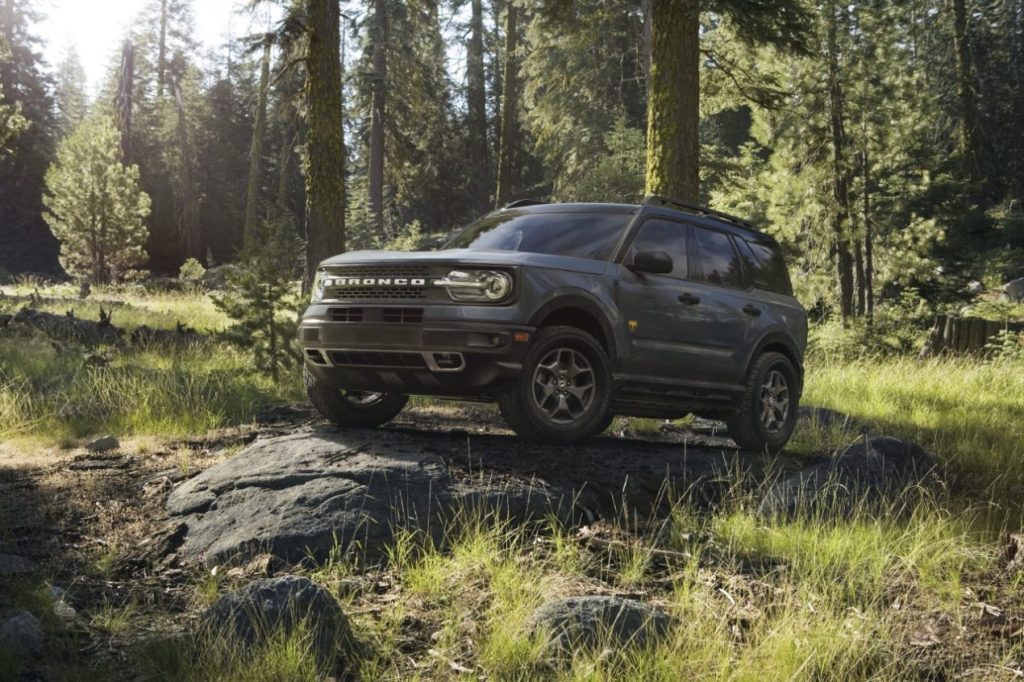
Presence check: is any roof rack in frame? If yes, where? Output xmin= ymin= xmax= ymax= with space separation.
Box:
xmin=503 ymin=199 xmax=547 ymax=209
xmin=642 ymin=195 xmax=755 ymax=231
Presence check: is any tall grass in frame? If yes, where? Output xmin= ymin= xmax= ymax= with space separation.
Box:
xmin=0 ymin=337 xmax=301 ymax=444
xmin=805 ymin=355 xmax=1024 ymax=512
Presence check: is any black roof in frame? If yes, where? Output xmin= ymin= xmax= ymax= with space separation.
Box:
xmin=499 ymin=195 xmax=774 ymax=244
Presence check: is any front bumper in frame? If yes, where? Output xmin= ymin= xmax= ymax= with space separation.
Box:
xmin=298 ymin=305 xmax=534 ymax=397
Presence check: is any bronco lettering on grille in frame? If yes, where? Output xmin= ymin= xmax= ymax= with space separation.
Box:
xmin=331 ymin=277 xmax=427 ymax=286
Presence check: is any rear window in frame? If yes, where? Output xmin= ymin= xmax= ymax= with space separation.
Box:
xmin=739 ymin=240 xmax=793 ymax=295
xmin=444 ymin=211 xmax=631 ymax=260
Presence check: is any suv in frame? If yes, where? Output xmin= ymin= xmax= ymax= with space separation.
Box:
xmin=299 ymin=196 xmax=807 ymax=451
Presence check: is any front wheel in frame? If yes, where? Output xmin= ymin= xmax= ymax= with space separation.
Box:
xmin=727 ymin=352 xmax=800 ymax=453
xmin=497 ymin=326 xmax=611 ymax=443
xmin=304 ymin=365 xmax=408 ymax=428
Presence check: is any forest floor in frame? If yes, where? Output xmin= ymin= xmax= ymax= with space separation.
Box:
xmin=1 ymin=284 xmax=1024 ymax=680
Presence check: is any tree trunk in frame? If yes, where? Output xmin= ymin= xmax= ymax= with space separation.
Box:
xmin=303 ymin=0 xmax=346 ymax=285
xmin=116 ymin=40 xmax=134 ymax=165
xmin=244 ymin=36 xmax=272 ymax=247
xmin=641 ymin=0 xmax=652 ymax=86
xmin=467 ymin=0 xmax=490 ymax=209
xmin=157 ymin=0 xmax=168 ymax=98
xmin=863 ymin=146 xmax=874 ymax=327
xmin=368 ymin=0 xmax=387 ymax=238
xmin=854 ymin=239 xmax=865 ymax=317
xmin=826 ymin=4 xmax=855 ymax=327
xmin=171 ymin=75 xmax=200 ymax=260
xmin=495 ymin=3 xmax=519 ymax=208
xmin=277 ymin=124 xmax=296 ymax=209
xmin=952 ymin=0 xmax=981 ymax=184
xmin=644 ymin=0 xmax=699 ymax=203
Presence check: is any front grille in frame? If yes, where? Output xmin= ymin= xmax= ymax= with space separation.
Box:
xmin=382 ymin=307 xmax=424 ymax=324
xmin=327 ymin=350 xmax=428 ymax=369
xmin=325 ymin=265 xmax=432 ymax=301
xmin=329 ymin=307 xmax=364 ymax=322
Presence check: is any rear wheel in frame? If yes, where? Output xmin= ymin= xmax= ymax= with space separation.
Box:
xmin=304 ymin=365 xmax=408 ymax=428
xmin=727 ymin=352 xmax=800 ymax=453
xmin=498 ymin=326 xmax=611 ymax=442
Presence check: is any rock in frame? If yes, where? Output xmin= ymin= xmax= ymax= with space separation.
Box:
xmin=84 ymin=435 xmax=119 ymax=453
xmin=166 ymin=429 xmax=565 ymax=565
xmin=758 ymin=436 xmax=939 ymax=519
xmin=1003 ymin=532 xmax=1024 ymax=571
xmin=530 ymin=596 xmax=671 ymax=654
xmin=1005 ymin=277 xmax=1024 ymax=303
xmin=200 ymin=264 xmax=240 ymax=290
xmin=0 ymin=609 xmax=44 ymax=657
xmin=48 ymin=587 xmax=76 ymax=621
xmin=0 ymin=553 xmax=36 ymax=578
xmin=199 ymin=576 xmax=353 ymax=667
xmin=967 ymin=280 xmax=985 ymax=295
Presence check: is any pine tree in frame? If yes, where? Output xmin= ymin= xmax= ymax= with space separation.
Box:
xmin=494 ymin=2 xmax=519 ymax=207
xmin=243 ymin=34 xmax=273 ymax=247
xmin=303 ymin=0 xmax=347 ymax=282
xmin=53 ymin=46 xmax=88 ymax=139
xmin=43 ymin=115 xmax=151 ymax=283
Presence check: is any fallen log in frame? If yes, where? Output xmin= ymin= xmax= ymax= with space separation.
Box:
xmin=919 ymin=314 xmax=1024 ymax=358
xmin=4 ymin=307 xmax=203 ymax=347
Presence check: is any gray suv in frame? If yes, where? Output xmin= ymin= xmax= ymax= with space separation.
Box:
xmin=299 ymin=195 xmax=807 ymax=451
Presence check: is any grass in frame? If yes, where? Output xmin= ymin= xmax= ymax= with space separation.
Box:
xmin=5 ymin=285 xmax=1024 ymax=679
xmin=0 ymin=286 xmax=303 ymax=446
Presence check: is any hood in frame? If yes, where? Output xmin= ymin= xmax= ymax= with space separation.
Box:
xmin=319 ymin=248 xmax=608 ymax=275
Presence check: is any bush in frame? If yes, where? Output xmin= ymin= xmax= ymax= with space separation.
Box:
xmin=178 ymin=258 xmax=206 ymax=289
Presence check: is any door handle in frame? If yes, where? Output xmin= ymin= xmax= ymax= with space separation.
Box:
xmin=742 ymin=304 xmax=762 ymax=317
xmin=678 ymin=293 xmax=700 ymax=305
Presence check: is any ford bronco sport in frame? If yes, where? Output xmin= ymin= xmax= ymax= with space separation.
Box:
xmin=299 ymin=195 xmax=807 ymax=451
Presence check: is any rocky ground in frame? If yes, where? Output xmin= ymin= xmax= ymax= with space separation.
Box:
xmin=1 ymin=402 xmax=1021 ymax=680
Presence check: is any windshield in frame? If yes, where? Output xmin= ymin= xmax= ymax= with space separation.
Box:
xmin=444 ymin=210 xmax=633 ymax=261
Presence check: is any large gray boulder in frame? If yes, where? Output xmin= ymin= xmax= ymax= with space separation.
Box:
xmin=200 ymin=576 xmax=351 ymax=667
xmin=758 ymin=436 xmax=939 ymax=518
xmin=166 ymin=429 xmax=564 ymax=565
xmin=1005 ymin=277 xmax=1024 ymax=303
xmin=530 ymin=596 xmax=671 ymax=654
xmin=0 ymin=609 xmax=43 ymax=657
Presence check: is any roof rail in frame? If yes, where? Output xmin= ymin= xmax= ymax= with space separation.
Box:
xmin=642 ymin=195 xmax=755 ymax=230
xmin=503 ymin=199 xmax=547 ymax=209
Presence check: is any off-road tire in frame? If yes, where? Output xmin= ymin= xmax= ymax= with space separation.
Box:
xmin=498 ymin=326 xmax=611 ymax=442
xmin=727 ymin=352 xmax=800 ymax=453
xmin=304 ymin=365 xmax=408 ymax=428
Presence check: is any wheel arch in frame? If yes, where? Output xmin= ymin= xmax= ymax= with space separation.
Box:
xmin=747 ymin=331 xmax=804 ymax=392
xmin=528 ymin=294 xmax=618 ymax=361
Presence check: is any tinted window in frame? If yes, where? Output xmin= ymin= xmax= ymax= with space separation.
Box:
xmin=693 ymin=227 xmax=744 ymax=287
xmin=444 ymin=211 xmax=631 ymax=260
xmin=626 ymin=219 xmax=688 ymax=279
xmin=741 ymin=240 xmax=793 ymax=295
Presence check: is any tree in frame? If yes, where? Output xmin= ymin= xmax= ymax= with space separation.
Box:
xmin=0 ymin=81 xmax=25 ymax=156
xmin=644 ymin=0 xmax=812 ymax=202
xmin=302 ymin=0 xmax=347 ymax=282
xmin=42 ymin=115 xmax=151 ymax=283
xmin=243 ymin=34 xmax=273 ymax=246
xmin=0 ymin=0 xmax=59 ymax=275
xmin=494 ymin=2 xmax=519 ymax=207
xmin=367 ymin=0 xmax=387 ymax=237
xmin=465 ymin=0 xmax=491 ymax=210
xmin=53 ymin=46 xmax=87 ymax=139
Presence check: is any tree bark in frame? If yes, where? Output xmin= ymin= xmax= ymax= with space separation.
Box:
xmin=826 ymin=3 xmax=855 ymax=327
xmin=644 ymin=0 xmax=700 ymax=203
xmin=952 ymin=0 xmax=981 ymax=184
xmin=244 ymin=36 xmax=272 ymax=247
xmin=368 ymin=0 xmax=387 ymax=237
xmin=467 ymin=0 xmax=490 ymax=209
xmin=863 ymin=147 xmax=874 ymax=327
xmin=171 ymin=75 xmax=200 ymax=260
xmin=494 ymin=3 xmax=519 ymax=208
xmin=116 ymin=40 xmax=134 ymax=165
xmin=157 ymin=0 xmax=168 ymax=98
xmin=303 ymin=0 xmax=346 ymax=285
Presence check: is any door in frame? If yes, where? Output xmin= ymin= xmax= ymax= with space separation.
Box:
xmin=616 ymin=218 xmax=713 ymax=382
xmin=685 ymin=225 xmax=763 ymax=383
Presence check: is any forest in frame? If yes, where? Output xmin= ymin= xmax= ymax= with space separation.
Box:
xmin=2 ymin=0 xmax=1024 ymax=680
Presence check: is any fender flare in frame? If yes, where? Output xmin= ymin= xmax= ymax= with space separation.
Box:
xmin=527 ymin=292 xmax=621 ymax=361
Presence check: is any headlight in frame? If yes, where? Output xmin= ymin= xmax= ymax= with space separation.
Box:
xmin=311 ymin=269 xmax=327 ymax=303
xmin=434 ymin=270 xmax=513 ymax=302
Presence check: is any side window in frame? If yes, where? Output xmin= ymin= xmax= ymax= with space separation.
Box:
xmin=693 ymin=227 xmax=744 ymax=288
xmin=742 ymin=240 xmax=794 ymax=295
xmin=626 ymin=219 xmax=688 ymax=279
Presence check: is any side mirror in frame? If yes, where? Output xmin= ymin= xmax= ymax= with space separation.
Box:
xmin=629 ymin=250 xmax=673 ymax=275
